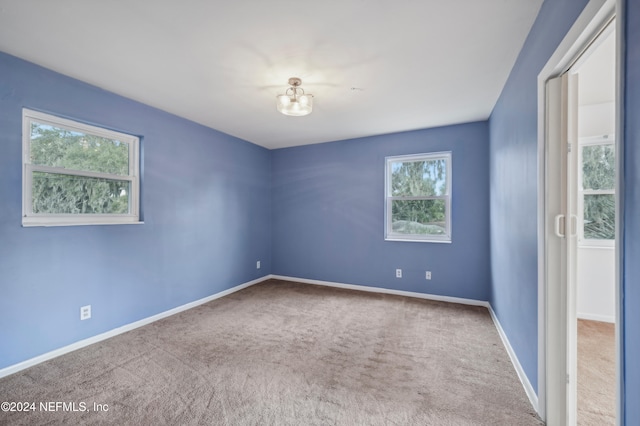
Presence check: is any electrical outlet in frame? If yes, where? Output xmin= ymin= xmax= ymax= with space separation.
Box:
xmin=396 ymin=269 xmax=402 ymax=278
xmin=426 ymin=271 xmax=432 ymax=280
xmin=80 ymin=305 xmax=91 ymax=320
xmin=256 ymin=260 xmax=261 ymax=269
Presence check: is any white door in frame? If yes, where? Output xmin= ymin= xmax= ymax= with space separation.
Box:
xmin=545 ymin=72 xmax=579 ymax=426
xmin=539 ymin=2 xmax=618 ymax=424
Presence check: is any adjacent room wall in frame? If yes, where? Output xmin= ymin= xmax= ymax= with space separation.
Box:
xmin=622 ymin=0 xmax=640 ymax=422
xmin=271 ymin=122 xmax=491 ymax=301
xmin=0 ymin=52 xmax=272 ymax=370
xmin=488 ymin=0 xmax=590 ymax=393
xmin=577 ymin=102 xmax=615 ymax=323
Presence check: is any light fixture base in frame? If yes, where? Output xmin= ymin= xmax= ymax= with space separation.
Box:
xmin=288 ymin=77 xmax=302 ymax=87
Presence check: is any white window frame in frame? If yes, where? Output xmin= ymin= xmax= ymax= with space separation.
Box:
xmin=384 ymin=151 xmax=452 ymax=243
xmin=22 ymin=109 xmax=141 ymax=227
xmin=577 ymin=134 xmax=615 ymax=248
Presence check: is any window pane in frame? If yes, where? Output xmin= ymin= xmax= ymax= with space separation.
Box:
xmin=582 ymin=145 xmax=615 ymax=190
xmin=391 ymin=199 xmax=446 ymax=235
xmin=32 ymin=172 xmax=130 ymax=214
xmin=30 ymin=122 xmax=129 ymax=175
xmin=583 ymin=194 xmax=615 ymax=240
xmin=391 ymin=159 xmax=447 ymax=196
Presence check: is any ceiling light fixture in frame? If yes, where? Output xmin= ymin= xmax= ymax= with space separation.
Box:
xmin=276 ymin=77 xmax=313 ymax=117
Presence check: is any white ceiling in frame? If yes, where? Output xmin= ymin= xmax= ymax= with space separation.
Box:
xmin=0 ymin=0 xmax=543 ymax=149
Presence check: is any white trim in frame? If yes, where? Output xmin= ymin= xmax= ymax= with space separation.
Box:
xmin=270 ymin=275 xmax=488 ymax=307
xmin=22 ymin=220 xmax=145 ymax=228
xmin=0 ymin=275 xmax=271 ymax=379
xmin=489 ymin=306 xmax=539 ymax=413
xmin=27 ymin=164 xmax=136 ymax=181
xmin=22 ymin=108 xmax=141 ymax=227
xmin=614 ymin=1 xmax=624 ymax=425
xmin=580 ymin=134 xmax=615 ymax=146
xmin=577 ymin=243 xmax=615 ymax=250
xmin=384 ymin=151 xmax=452 ymax=243
xmin=536 ymin=0 xmax=617 ymax=422
xmin=577 ymin=312 xmax=615 ymax=323
xmin=578 ymin=138 xmax=616 ymax=245
xmin=1 ymin=273 xmax=538 ymax=415
xmin=384 ymin=237 xmax=452 ymax=244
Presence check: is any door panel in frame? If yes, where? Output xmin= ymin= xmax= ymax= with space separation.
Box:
xmin=545 ymin=72 xmax=578 ymax=425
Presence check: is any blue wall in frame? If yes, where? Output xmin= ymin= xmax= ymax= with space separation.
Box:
xmin=272 ymin=122 xmax=491 ymax=301
xmin=0 ymin=52 xmax=272 ymax=370
xmin=488 ymin=0 xmax=589 ymax=393
xmin=4 ymin=2 xmax=638 ymax=420
xmin=622 ymin=0 xmax=640 ymax=422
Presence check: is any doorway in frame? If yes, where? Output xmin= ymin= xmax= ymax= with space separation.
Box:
xmin=540 ymin=1 xmax=619 ymax=424
xmin=572 ymin=22 xmax=617 ymax=425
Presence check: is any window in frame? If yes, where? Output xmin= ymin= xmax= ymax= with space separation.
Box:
xmin=578 ymin=135 xmax=615 ymax=245
xmin=22 ymin=109 xmax=140 ymax=227
xmin=385 ymin=152 xmax=451 ymax=242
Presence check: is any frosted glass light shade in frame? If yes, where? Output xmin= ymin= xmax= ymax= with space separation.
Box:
xmin=277 ymin=93 xmax=313 ymax=116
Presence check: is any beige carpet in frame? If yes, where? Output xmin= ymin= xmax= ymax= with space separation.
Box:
xmin=0 ymin=279 xmax=541 ymax=425
xmin=577 ymin=319 xmax=616 ymax=425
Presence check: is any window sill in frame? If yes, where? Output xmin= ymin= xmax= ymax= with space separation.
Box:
xmin=577 ymin=242 xmax=614 ymax=250
xmin=385 ymin=237 xmax=452 ymax=244
xmin=22 ymin=219 xmax=144 ymax=228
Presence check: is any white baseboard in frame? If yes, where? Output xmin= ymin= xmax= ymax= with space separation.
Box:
xmin=269 ymin=274 xmax=490 ymax=307
xmin=0 ymin=275 xmax=270 ymax=379
xmin=2 ymin=273 xmax=539 ymax=417
xmin=577 ymin=312 xmax=615 ymax=323
xmin=488 ymin=306 xmax=539 ymax=413
xmin=272 ymin=274 xmax=538 ymax=411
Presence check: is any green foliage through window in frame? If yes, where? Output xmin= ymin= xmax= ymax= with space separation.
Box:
xmin=391 ymin=199 xmax=446 ymax=235
xmin=386 ymin=153 xmax=451 ymax=241
xmin=22 ymin=109 xmax=139 ymax=226
xmin=583 ymin=194 xmax=615 ymax=240
xmin=32 ymin=172 xmax=129 ymax=214
xmin=391 ymin=160 xmax=446 ymax=197
xmin=581 ymin=143 xmax=615 ymax=240
xmin=582 ymin=145 xmax=615 ymax=190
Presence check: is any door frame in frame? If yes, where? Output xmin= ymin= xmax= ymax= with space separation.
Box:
xmin=536 ymin=0 xmax=621 ymax=423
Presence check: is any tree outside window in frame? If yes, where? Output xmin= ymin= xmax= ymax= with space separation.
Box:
xmin=385 ymin=152 xmax=451 ymax=242
xmin=579 ymin=138 xmax=615 ymax=242
xmin=22 ymin=109 xmax=140 ymax=227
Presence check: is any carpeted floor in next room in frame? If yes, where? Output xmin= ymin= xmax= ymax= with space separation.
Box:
xmin=0 ymin=279 xmax=542 ymax=425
